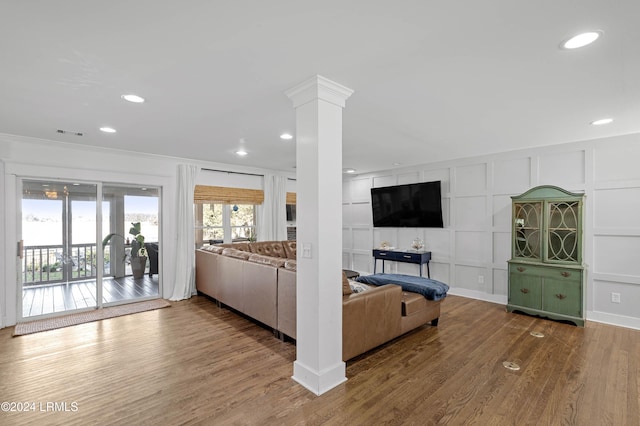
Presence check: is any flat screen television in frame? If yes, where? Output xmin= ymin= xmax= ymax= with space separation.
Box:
xmin=371 ymin=181 xmax=443 ymax=228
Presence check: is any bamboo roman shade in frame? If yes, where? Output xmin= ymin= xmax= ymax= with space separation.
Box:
xmin=194 ymin=185 xmax=264 ymax=205
xmin=194 ymin=185 xmax=296 ymax=205
xmin=286 ymin=192 xmax=296 ymax=205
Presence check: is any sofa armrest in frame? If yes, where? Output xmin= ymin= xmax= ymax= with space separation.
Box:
xmin=195 ymin=250 xmax=218 ymax=298
xmin=342 ymin=284 xmax=402 ymax=361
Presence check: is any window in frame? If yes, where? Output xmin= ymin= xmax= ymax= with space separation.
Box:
xmin=201 ymin=203 xmax=224 ymax=243
xmin=195 ymin=203 xmax=256 ymax=245
xmin=230 ymin=204 xmax=256 ymax=241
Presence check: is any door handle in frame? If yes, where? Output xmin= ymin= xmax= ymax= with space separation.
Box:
xmin=17 ymin=240 xmax=24 ymax=259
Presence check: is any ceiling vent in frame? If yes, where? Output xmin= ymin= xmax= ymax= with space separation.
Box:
xmin=56 ymin=129 xmax=83 ymax=136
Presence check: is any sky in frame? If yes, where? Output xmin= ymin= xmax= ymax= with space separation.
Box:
xmin=22 ymin=196 xmax=159 ymax=245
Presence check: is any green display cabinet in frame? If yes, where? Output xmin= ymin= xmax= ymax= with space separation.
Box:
xmin=507 ymin=185 xmax=585 ymax=326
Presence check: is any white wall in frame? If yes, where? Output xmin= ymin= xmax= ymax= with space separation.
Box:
xmin=0 ymin=133 xmax=293 ymax=328
xmin=0 ymin=160 xmax=5 ymax=328
xmin=342 ymin=133 xmax=640 ymax=330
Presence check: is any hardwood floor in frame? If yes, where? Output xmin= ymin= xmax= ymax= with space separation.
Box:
xmin=22 ymin=276 xmax=160 ymax=317
xmin=1 ymin=295 xmax=638 ymax=425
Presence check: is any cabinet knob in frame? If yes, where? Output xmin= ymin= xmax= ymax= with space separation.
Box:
xmin=520 ymin=288 xmax=529 ymax=294
xmin=560 ymin=271 xmax=571 ymax=277
xmin=403 ymin=255 xmax=412 ymax=259
xmin=379 ymin=253 xmax=387 ymax=256
xmin=517 ymin=267 xmax=525 ymax=272
xmin=555 ymin=293 xmax=567 ymax=300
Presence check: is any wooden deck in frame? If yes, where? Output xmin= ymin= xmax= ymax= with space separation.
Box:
xmin=1 ymin=295 xmax=638 ymax=425
xmin=22 ymin=276 xmax=159 ymax=318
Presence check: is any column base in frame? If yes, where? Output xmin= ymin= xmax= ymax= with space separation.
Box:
xmin=292 ymin=359 xmax=347 ymax=396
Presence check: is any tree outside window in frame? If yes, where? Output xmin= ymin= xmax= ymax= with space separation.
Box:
xmin=230 ymin=204 xmax=256 ymax=241
xmin=195 ymin=203 xmax=256 ymax=245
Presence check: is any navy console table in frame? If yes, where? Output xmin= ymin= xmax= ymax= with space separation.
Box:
xmin=373 ymin=249 xmax=431 ymax=278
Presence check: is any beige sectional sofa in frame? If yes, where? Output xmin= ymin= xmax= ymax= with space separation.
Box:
xmin=195 ymin=241 xmax=442 ymax=361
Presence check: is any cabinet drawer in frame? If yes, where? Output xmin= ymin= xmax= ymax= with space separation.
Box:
xmin=374 ymin=250 xmax=428 ymax=262
xmin=508 ymin=273 xmax=542 ymax=310
xmin=509 ymin=263 xmax=581 ymax=282
xmin=543 ymin=280 xmax=582 ymax=317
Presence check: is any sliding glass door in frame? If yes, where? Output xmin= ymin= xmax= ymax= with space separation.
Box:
xmin=102 ymin=185 xmax=160 ymax=303
xmin=20 ymin=179 xmax=161 ymax=320
xmin=21 ymin=180 xmax=98 ymax=317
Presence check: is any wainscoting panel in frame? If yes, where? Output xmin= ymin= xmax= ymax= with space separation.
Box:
xmin=456 ymin=196 xmax=487 ymax=230
xmin=492 ymin=194 xmax=513 ymax=229
xmin=593 ymin=235 xmax=640 ymax=276
xmin=455 ymin=231 xmax=489 ymax=263
xmin=493 ymin=157 xmax=531 ymax=194
xmin=455 ymin=163 xmax=487 ymax=195
xmin=538 ymin=150 xmax=585 ymax=187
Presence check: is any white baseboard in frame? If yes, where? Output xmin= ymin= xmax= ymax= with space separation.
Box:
xmin=292 ymin=360 xmax=347 ymax=396
xmin=587 ymin=311 xmax=640 ymax=331
xmin=447 ymin=288 xmax=508 ymax=306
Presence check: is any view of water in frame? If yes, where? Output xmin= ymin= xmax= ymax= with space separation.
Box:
xmin=22 ymin=220 xmax=159 ymax=246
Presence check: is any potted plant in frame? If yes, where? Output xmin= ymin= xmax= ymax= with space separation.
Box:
xmin=102 ymin=222 xmax=148 ymax=279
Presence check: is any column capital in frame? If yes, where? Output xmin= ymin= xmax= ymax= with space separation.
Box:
xmin=285 ymin=75 xmax=354 ymax=109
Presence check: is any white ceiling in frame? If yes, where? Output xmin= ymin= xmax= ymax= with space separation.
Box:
xmin=1 ymin=1 xmax=639 ymax=174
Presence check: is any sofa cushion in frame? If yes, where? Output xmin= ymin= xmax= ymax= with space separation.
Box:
xmin=230 ymin=242 xmax=251 ymax=252
xmin=283 ymin=241 xmax=297 ymax=259
xmin=349 ymin=281 xmax=372 ymax=294
xmin=283 ymin=260 xmax=297 ymax=271
xmin=222 ymin=248 xmax=252 ymax=260
xmin=209 ymin=245 xmax=226 ymax=254
xmin=402 ymin=291 xmax=427 ymax=315
xmin=249 ymin=241 xmax=287 ymax=258
xmin=342 ymin=271 xmax=352 ymax=296
xmin=248 ymin=254 xmax=286 ymax=268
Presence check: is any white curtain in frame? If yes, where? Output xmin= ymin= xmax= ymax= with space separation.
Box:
xmin=258 ymin=174 xmax=287 ymax=241
xmin=170 ymin=164 xmax=199 ymax=301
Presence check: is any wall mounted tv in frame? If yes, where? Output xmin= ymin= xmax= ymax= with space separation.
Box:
xmin=371 ymin=181 xmax=444 ymax=228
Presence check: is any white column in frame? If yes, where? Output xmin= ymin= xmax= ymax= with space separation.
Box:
xmin=285 ymin=75 xmax=353 ymax=395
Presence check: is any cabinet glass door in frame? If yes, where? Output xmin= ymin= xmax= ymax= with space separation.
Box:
xmin=545 ymin=201 xmax=580 ymax=263
xmin=513 ymin=202 xmax=542 ymax=260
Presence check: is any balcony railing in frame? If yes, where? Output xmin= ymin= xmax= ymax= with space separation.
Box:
xmin=22 ymin=244 xmax=97 ymax=287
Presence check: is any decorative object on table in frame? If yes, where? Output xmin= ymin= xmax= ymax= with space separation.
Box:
xmin=379 ymin=241 xmax=392 ymax=249
xmin=411 ymin=237 xmax=424 ymax=251
xmin=102 ymin=222 xmax=148 ymax=279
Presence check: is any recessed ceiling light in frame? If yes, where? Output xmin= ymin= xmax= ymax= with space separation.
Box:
xmin=280 ymin=133 xmax=293 ymax=140
xmin=561 ymin=31 xmax=602 ymax=49
xmin=100 ymin=127 xmax=117 ymax=133
xmin=121 ymin=94 xmax=145 ymax=103
xmin=236 ymin=150 xmax=248 ymax=156
xmin=343 ymin=168 xmax=356 ymax=174
xmin=591 ymin=118 xmax=613 ymax=126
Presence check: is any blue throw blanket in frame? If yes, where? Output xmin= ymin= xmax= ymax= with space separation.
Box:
xmin=355 ymin=274 xmax=449 ymax=301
